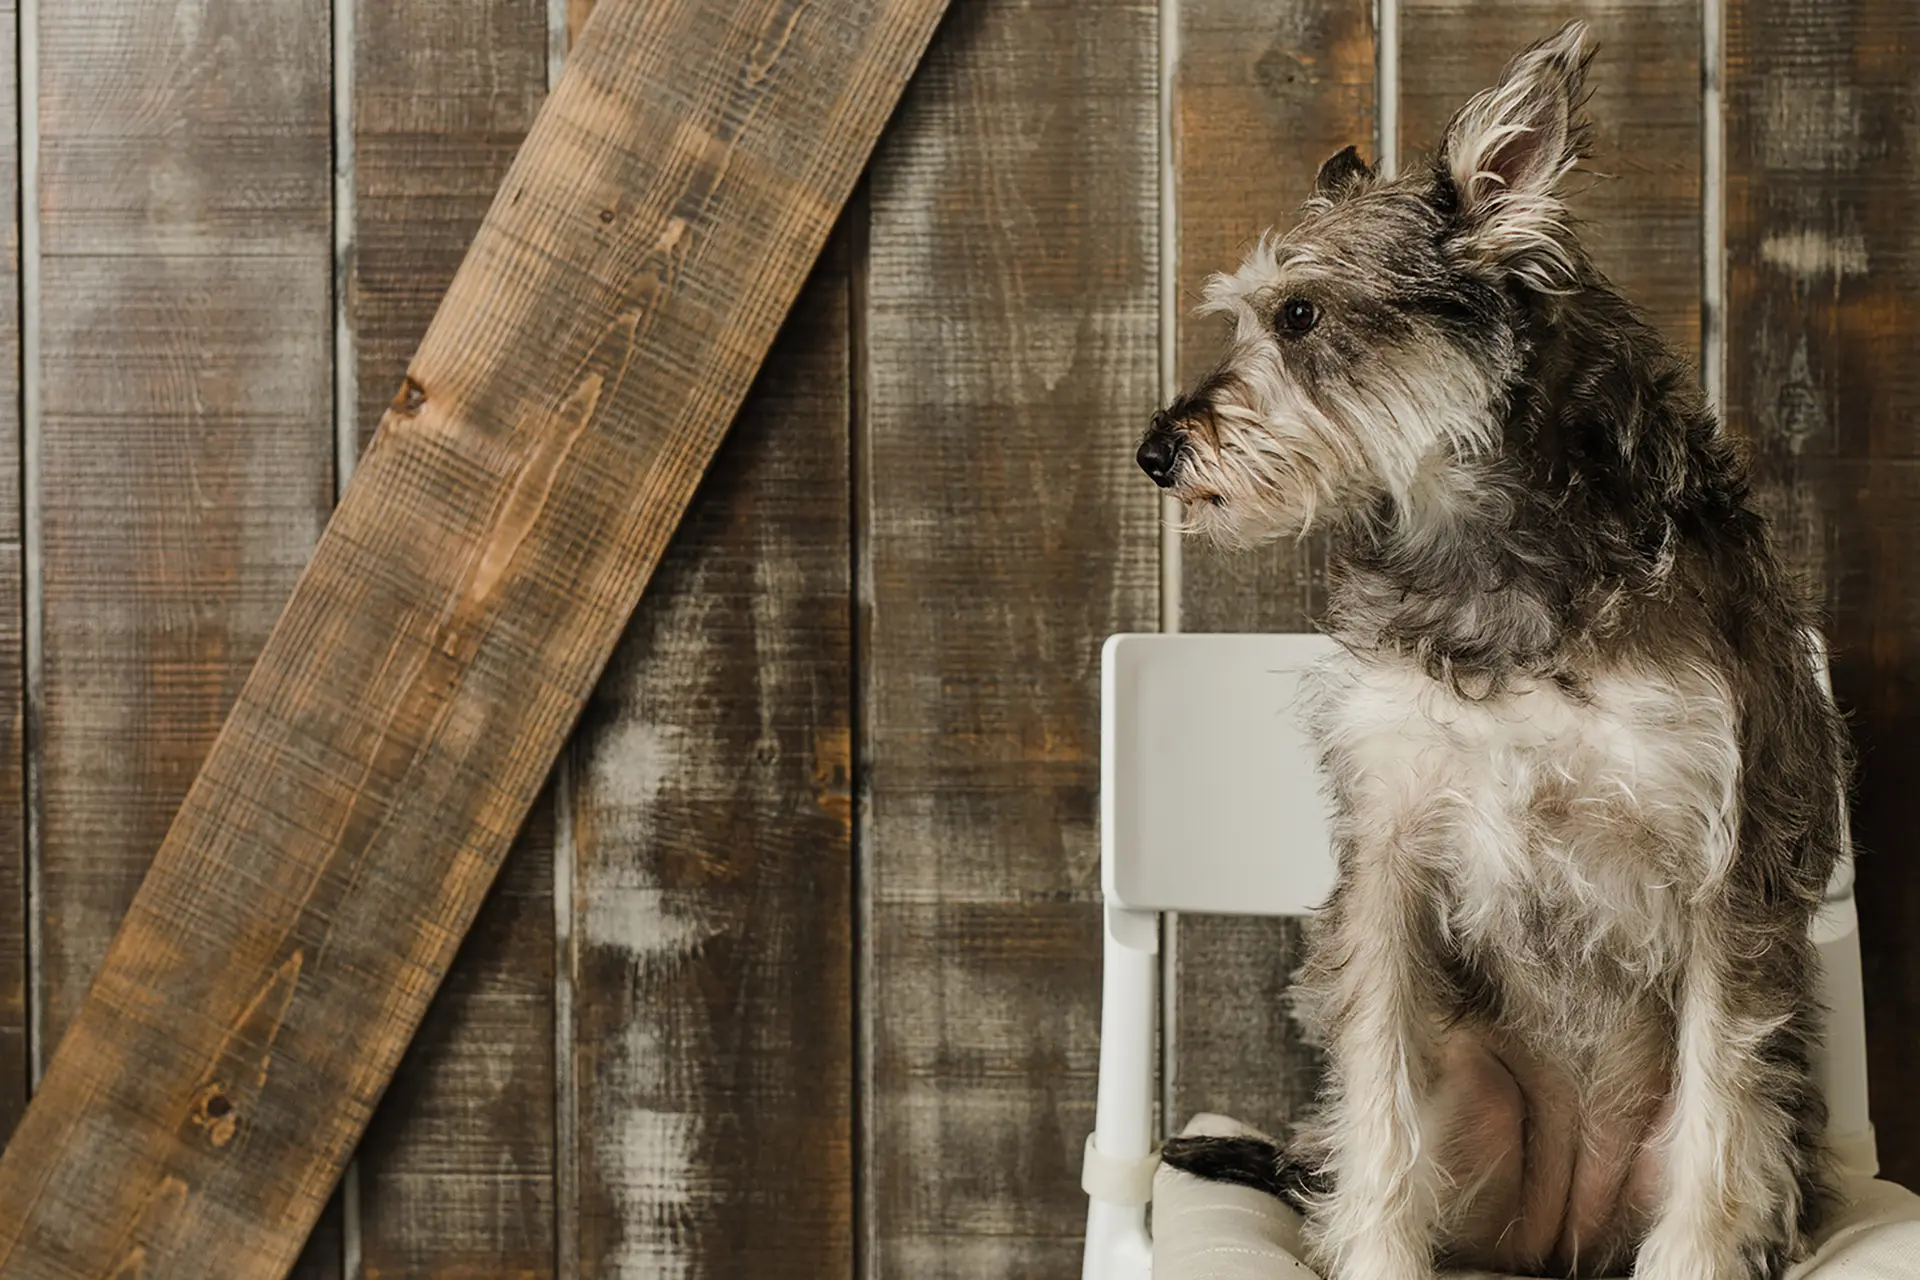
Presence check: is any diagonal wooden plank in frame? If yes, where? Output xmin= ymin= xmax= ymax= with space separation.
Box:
xmin=0 ymin=1 xmax=949 ymax=1275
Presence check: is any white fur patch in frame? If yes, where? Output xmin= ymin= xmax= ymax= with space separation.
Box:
xmin=1312 ymin=650 xmax=1741 ymax=980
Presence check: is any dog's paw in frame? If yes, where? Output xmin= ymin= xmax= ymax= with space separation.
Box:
xmin=1633 ymin=1224 xmax=1778 ymax=1280
xmin=1158 ymin=1134 xmax=1325 ymax=1210
xmin=1306 ymin=1232 xmax=1437 ymax=1280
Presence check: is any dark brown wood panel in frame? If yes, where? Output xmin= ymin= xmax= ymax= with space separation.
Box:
xmin=0 ymin=0 xmax=24 ymax=1149
xmin=32 ymin=4 xmax=335 ymax=1269
xmin=860 ymin=0 xmax=1158 ymax=1272
xmin=0 ymin=551 xmax=22 ymax=1150
xmin=347 ymin=1 xmax=557 ymax=1272
xmin=1169 ymin=0 xmax=1373 ymax=1135
xmin=351 ymin=0 xmax=548 ymax=454
xmin=34 ymin=0 xmax=332 ymax=1067
xmin=0 ymin=0 xmax=947 ymax=1272
xmin=1724 ymin=0 xmax=1920 ymax=1183
xmin=567 ymin=235 xmax=852 ymax=1280
xmin=1399 ymin=0 xmax=1704 ymax=362
xmin=353 ymin=801 xmax=557 ymax=1277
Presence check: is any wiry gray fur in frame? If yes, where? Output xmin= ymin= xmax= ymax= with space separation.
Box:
xmin=1147 ymin=22 xmax=1851 ymax=1280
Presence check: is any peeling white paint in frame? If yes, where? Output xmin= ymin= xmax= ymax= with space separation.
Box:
xmin=1760 ymin=229 xmax=1868 ymax=282
xmin=601 ymin=1108 xmax=700 ymax=1279
xmin=579 ymin=792 xmax=717 ymax=1279
xmin=583 ymin=719 xmax=683 ymax=809
xmin=578 ymin=869 xmax=716 ymax=959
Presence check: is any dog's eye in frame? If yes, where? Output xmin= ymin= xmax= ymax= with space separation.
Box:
xmin=1278 ymin=298 xmax=1318 ymax=334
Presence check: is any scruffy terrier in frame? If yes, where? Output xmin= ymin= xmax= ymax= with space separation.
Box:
xmin=1148 ymin=23 xmax=1850 ymax=1280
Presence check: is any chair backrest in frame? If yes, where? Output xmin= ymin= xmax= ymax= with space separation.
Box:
xmin=1102 ymin=629 xmax=1856 ymax=912
xmin=1101 ymin=631 xmax=1340 ymax=916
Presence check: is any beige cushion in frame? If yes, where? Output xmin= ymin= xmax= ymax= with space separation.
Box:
xmin=1151 ymin=1115 xmax=1920 ymax=1279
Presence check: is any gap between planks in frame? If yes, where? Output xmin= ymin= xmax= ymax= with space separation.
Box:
xmin=848 ymin=176 xmax=874 ymax=1280
xmin=548 ymin=7 xmax=579 ymax=1280
xmin=1377 ymin=0 xmax=1399 ymax=178
xmin=19 ymin=0 xmax=42 ymax=1093
xmin=333 ymin=0 xmax=361 ymax=1271
xmin=1701 ymin=0 xmax=1724 ymax=410
xmin=1156 ymin=0 xmax=1182 ymax=1142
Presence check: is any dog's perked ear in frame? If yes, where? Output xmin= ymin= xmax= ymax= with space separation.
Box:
xmin=1311 ymin=144 xmax=1373 ymax=205
xmin=1438 ymin=20 xmax=1595 ymax=290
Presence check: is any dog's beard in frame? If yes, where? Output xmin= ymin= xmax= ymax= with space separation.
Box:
xmin=1171 ymin=340 xmax=1503 ymax=546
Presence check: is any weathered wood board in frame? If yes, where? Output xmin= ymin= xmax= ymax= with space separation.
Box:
xmin=1 ymin=0 xmax=1918 ymax=1269
xmin=31 ymin=0 xmax=336 ymax=1272
xmin=346 ymin=0 xmax=558 ymax=1271
xmin=1723 ymin=0 xmax=1920 ymax=1187
xmin=1168 ymin=0 xmax=1373 ymax=1135
xmin=565 ymin=230 xmax=853 ymax=1280
xmin=859 ymin=0 xmax=1159 ymax=1273
xmin=34 ymin=0 xmax=333 ymax=1066
xmin=0 ymin=0 xmax=947 ymax=1274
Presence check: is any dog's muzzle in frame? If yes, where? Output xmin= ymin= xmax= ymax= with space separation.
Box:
xmin=1138 ymin=412 xmax=1182 ymax=489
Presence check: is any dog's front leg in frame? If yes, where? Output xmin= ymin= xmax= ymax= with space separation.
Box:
xmin=1298 ymin=849 xmax=1449 ymax=1280
xmin=1635 ymin=911 xmax=1825 ymax=1280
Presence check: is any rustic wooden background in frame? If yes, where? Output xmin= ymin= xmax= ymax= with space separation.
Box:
xmin=0 ymin=0 xmax=1912 ymax=1275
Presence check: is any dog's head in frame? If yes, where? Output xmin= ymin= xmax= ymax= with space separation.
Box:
xmin=1142 ymin=22 xmax=1596 ymax=546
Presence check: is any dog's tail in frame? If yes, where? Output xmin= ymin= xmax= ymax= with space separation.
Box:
xmin=1158 ymin=1133 xmax=1329 ymax=1213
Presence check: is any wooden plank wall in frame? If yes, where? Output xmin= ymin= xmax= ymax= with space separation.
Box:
xmin=2 ymin=0 xmax=1918 ymax=1273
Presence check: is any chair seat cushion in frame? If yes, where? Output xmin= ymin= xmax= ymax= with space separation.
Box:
xmin=1151 ymin=1115 xmax=1920 ymax=1279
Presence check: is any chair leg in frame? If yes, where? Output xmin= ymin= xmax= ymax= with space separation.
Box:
xmin=1083 ymin=906 xmax=1160 ymax=1280
xmin=1813 ymin=891 xmax=1876 ymax=1176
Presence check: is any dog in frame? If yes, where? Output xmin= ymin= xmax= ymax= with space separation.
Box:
xmin=1146 ymin=23 xmax=1850 ymax=1280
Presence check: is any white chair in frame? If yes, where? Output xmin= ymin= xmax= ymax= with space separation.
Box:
xmin=1080 ymin=631 xmax=1875 ymax=1280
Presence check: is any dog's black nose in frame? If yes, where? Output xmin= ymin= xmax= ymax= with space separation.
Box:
xmin=1137 ymin=424 xmax=1180 ymax=488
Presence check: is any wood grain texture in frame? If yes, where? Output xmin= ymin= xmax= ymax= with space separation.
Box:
xmin=860 ymin=0 xmax=1158 ymax=1272
xmin=1399 ymin=0 xmax=1704 ymax=363
xmin=34 ymin=0 xmax=333 ymax=1068
xmin=1169 ymin=0 xmax=1372 ymax=1135
xmin=566 ymin=233 xmax=851 ymax=1280
xmin=346 ymin=1 xmax=557 ymax=1271
xmin=32 ymin=4 xmax=335 ymax=1269
xmin=0 ymin=0 xmax=946 ymax=1273
xmin=351 ymin=0 xmax=549 ymax=454
xmin=0 ymin=0 xmax=24 ymax=1149
xmin=1723 ymin=0 xmax=1920 ymax=1183
xmin=31 ymin=2 xmax=337 ymax=1269
xmin=352 ymin=800 xmax=557 ymax=1277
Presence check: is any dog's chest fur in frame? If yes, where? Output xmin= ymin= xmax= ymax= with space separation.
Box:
xmin=1312 ymin=649 xmax=1739 ymax=1037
